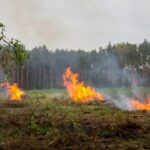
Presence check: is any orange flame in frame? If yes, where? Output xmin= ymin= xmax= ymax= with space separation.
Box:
xmin=63 ymin=67 xmax=105 ymax=103
xmin=131 ymin=96 xmax=150 ymax=111
xmin=1 ymin=82 xmax=25 ymax=101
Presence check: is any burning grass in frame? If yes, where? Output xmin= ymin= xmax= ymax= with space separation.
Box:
xmin=0 ymin=82 xmax=25 ymax=102
xmin=131 ymin=96 xmax=150 ymax=111
xmin=0 ymin=90 xmax=150 ymax=149
xmin=63 ymin=67 xmax=105 ymax=103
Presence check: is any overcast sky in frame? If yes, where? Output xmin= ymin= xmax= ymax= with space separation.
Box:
xmin=1 ymin=0 xmax=150 ymax=50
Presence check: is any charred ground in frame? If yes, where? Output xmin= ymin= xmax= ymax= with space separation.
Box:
xmin=0 ymin=90 xmax=150 ymax=150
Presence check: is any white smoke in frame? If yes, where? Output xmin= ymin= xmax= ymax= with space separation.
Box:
xmin=0 ymin=87 xmax=9 ymax=100
xmin=94 ymin=52 xmax=147 ymax=111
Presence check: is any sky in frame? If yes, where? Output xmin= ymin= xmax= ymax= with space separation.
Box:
xmin=0 ymin=0 xmax=150 ymax=50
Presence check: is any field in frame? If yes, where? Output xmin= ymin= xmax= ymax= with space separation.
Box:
xmin=0 ymin=88 xmax=150 ymax=150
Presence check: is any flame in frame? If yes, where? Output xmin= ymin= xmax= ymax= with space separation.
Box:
xmin=0 ymin=82 xmax=25 ymax=101
xmin=131 ymin=96 xmax=150 ymax=111
xmin=63 ymin=67 xmax=105 ymax=103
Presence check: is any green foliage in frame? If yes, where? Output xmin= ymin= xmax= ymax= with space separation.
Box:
xmin=114 ymin=42 xmax=138 ymax=65
xmin=0 ymin=46 xmax=14 ymax=77
xmin=139 ymin=39 xmax=150 ymax=65
xmin=13 ymin=40 xmax=29 ymax=66
xmin=0 ymin=22 xmax=29 ymax=78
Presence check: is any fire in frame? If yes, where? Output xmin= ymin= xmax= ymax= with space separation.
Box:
xmin=131 ymin=96 xmax=150 ymax=111
xmin=0 ymin=82 xmax=25 ymax=101
xmin=63 ymin=67 xmax=105 ymax=103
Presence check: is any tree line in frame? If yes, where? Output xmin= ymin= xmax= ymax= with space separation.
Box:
xmin=13 ymin=40 xmax=150 ymax=89
xmin=1 ymin=23 xmax=150 ymax=89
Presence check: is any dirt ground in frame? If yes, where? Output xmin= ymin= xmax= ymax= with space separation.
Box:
xmin=0 ymin=93 xmax=150 ymax=150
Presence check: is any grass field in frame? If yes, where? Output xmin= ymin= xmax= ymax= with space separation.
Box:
xmin=0 ymin=88 xmax=150 ymax=150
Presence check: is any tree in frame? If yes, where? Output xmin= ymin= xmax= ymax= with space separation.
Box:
xmin=114 ymin=42 xmax=138 ymax=67
xmin=0 ymin=23 xmax=29 ymax=81
xmin=138 ymin=39 xmax=150 ymax=65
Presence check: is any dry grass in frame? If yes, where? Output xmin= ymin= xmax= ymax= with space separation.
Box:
xmin=0 ymin=91 xmax=150 ymax=150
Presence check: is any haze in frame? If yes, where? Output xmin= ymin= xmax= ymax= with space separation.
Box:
xmin=1 ymin=0 xmax=150 ymax=50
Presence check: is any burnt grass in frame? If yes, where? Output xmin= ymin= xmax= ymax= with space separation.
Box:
xmin=0 ymin=92 xmax=150 ymax=150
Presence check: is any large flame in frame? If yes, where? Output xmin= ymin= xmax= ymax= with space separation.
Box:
xmin=63 ymin=67 xmax=105 ymax=103
xmin=131 ymin=96 xmax=150 ymax=111
xmin=0 ymin=82 xmax=25 ymax=101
